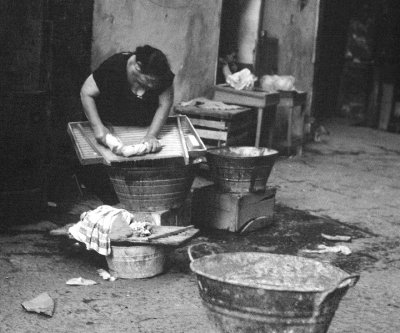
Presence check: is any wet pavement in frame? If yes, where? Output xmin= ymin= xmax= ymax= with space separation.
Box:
xmin=0 ymin=203 xmax=370 ymax=333
xmin=1 ymin=118 xmax=400 ymax=332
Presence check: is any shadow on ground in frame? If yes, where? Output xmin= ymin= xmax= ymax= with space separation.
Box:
xmin=1 ymin=201 xmax=377 ymax=276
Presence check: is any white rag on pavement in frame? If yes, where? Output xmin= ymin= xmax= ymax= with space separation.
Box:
xmin=68 ymin=205 xmax=133 ymax=256
xmin=301 ymin=244 xmax=352 ymax=256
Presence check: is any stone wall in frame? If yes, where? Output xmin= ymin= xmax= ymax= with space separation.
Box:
xmin=262 ymin=0 xmax=320 ymax=114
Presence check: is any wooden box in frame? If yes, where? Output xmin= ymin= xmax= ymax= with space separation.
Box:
xmin=191 ymin=185 xmax=276 ymax=232
xmin=174 ymin=105 xmax=255 ymax=147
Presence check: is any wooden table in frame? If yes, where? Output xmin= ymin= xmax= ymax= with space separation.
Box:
xmin=213 ymin=85 xmax=280 ymax=148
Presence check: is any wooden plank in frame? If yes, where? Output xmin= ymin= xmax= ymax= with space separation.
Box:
xmin=195 ymin=128 xmax=228 ymax=141
xmin=113 ymin=227 xmax=200 ymax=247
xmin=176 ymin=116 xmax=207 ymax=158
xmin=67 ymin=124 xmax=104 ymax=165
xmin=77 ymin=123 xmax=112 ymax=165
xmin=147 ymin=225 xmax=194 ymax=240
xmin=255 ymin=108 xmax=263 ymax=147
xmin=213 ymin=85 xmax=280 ymax=108
xmin=200 ymin=128 xmax=253 ymax=148
xmin=177 ymin=115 xmax=190 ymax=165
xmin=175 ymin=105 xmax=251 ymax=120
xmin=52 ymin=223 xmax=200 ymax=247
xmin=189 ymin=117 xmax=227 ymax=130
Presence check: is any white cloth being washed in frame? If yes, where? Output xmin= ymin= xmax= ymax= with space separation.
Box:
xmin=101 ymin=133 xmax=161 ymax=157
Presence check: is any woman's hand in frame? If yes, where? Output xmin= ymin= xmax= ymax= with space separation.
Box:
xmin=93 ymin=125 xmax=111 ymax=146
xmin=141 ymin=135 xmax=161 ymax=153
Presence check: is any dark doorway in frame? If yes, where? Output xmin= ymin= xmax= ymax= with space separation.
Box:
xmin=313 ymin=0 xmax=381 ymax=123
xmin=216 ymin=0 xmax=263 ymax=84
xmin=312 ymin=0 xmax=353 ymax=120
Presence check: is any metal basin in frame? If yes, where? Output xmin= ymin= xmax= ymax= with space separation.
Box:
xmin=189 ymin=249 xmax=359 ymax=333
xmin=206 ymin=146 xmax=278 ymax=193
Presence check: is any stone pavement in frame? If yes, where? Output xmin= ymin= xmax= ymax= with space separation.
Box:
xmin=1 ymin=118 xmax=400 ymax=332
xmin=269 ymin=118 xmax=400 ymax=332
xmin=271 ymin=118 xmax=400 ymax=238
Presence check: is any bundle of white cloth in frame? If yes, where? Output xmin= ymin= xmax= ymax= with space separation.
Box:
xmin=68 ymin=205 xmax=134 ymax=256
xmin=259 ymin=75 xmax=296 ymax=92
xmin=226 ymin=68 xmax=257 ymax=91
xmin=101 ymin=133 xmax=160 ymax=157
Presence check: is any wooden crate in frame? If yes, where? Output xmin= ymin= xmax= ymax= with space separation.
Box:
xmin=191 ymin=185 xmax=276 ymax=232
xmin=174 ymin=105 xmax=255 ymax=147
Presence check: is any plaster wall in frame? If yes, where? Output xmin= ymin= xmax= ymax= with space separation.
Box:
xmin=91 ymin=0 xmax=222 ymax=104
xmin=262 ymin=0 xmax=320 ymax=113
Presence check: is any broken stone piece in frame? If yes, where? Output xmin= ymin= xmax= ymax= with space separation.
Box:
xmin=66 ymin=277 xmax=97 ymax=286
xmin=22 ymin=292 xmax=55 ymax=317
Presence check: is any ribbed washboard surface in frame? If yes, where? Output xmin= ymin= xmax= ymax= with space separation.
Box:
xmin=67 ymin=116 xmax=205 ymax=166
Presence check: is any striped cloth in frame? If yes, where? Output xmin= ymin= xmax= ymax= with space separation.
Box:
xmin=68 ymin=205 xmax=133 ymax=256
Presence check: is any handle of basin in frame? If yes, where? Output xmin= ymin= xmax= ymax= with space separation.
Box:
xmin=314 ymin=274 xmax=360 ymax=313
xmin=337 ymin=274 xmax=360 ymax=289
xmin=187 ymin=242 xmax=224 ymax=262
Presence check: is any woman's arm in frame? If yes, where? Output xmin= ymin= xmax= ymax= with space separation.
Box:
xmin=222 ymin=63 xmax=233 ymax=82
xmin=142 ymin=85 xmax=174 ymax=152
xmin=80 ymin=74 xmax=109 ymax=142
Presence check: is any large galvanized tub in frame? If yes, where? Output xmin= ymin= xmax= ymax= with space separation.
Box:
xmin=108 ymin=162 xmax=195 ymax=212
xmin=189 ymin=250 xmax=359 ymax=333
xmin=206 ymin=147 xmax=278 ymax=193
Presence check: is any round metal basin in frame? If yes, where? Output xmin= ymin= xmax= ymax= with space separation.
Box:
xmin=206 ymin=146 xmax=278 ymax=193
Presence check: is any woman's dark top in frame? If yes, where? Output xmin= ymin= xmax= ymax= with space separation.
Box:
xmin=92 ymin=52 xmax=174 ymax=126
